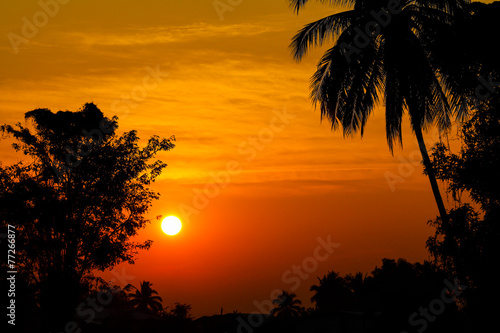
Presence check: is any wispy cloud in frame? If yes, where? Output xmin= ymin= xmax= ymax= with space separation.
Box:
xmin=63 ymin=22 xmax=284 ymax=47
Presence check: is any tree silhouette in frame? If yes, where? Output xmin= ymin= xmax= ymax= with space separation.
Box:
xmin=128 ymin=281 xmax=164 ymax=315
xmin=105 ymin=283 xmax=135 ymax=311
xmin=428 ymin=96 xmax=500 ymax=210
xmin=345 ymin=272 xmax=372 ymax=311
xmin=305 ymin=261 xmax=459 ymax=331
xmin=427 ymin=94 xmax=500 ymax=329
xmin=0 ymin=103 xmax=175 ymax=331
xmin=345 ymin=272 xmax=368 ymax=295
xmin=310 ymin=271 xmax=351 ymax=313
xmin=270 ymin=290 xmax=303 ymax=320
xmin=432 ymin=1 xmax=500 ymax=97
xmin=288 ymin=0 xmax=471 ymax=222
xmin=168 ymin=302 xmax=192 ymax=320
xmin=369 ymin=258 xmax=457 ymax=332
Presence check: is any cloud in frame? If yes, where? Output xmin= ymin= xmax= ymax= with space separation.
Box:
xmin=63 ymin=22 xmax=285 ymax=47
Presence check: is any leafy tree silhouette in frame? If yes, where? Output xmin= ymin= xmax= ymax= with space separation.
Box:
xmin=368 ymin=258 xmax=457 ymax=333
xmin=168 ymin=302 xmax=192 ymax=320
xmin=310 ymin=271 xmax=351 ymax=313
xmin=270 ymin=290 xmax=303 ymax=320
xmin=345 ymin=272 xmax=372 ymax=311
xmin=288 ymin=0 xmax=472 ymax=222
xmin=306 ymin=261 xmax=459 ymax=332
xmin=0 ymin=103 xmax=175 ymax=331
xmin=128 ymin=281 xmax=164 ymax=315
xmin=427 ymin=93 xmax=500 ymax=329
xmin=428 ymin=96 xmax=500 ymax=210
xmin=432 ymin=1 xmax=500 ymax=97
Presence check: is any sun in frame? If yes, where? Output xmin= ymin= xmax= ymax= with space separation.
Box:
xmin=161 ymin=216 xmax=182 ymax=236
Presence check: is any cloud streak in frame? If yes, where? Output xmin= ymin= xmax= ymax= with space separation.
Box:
xmin=60 ymin=22 xmax=284 ymax=47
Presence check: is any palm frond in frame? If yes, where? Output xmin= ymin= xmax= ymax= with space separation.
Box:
xmin=311 ymin=30 xmax=383 ymax=138
xmin=417 ymin=0 xmax=471 ymax=16
xmin=384 ymin=68 xmax=405 ymax=152
xmin=289 ymin=0 xmax=356 ymax=14
xmin=405 ymin=30 xmax=453 ymax=132
xmin=290 ymin=11 xmax=354 ymax=61
xmin=149 ymin=295 xmax=163 ymax=302
xmin=310 ymin=46 xmax=335 ymax=109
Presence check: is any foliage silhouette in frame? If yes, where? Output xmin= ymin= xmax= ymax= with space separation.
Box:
xmin=270 ymin=290 xmax=303 ymax=320
xmin=432 ymin=1 xmax=500 ymax=98
xmin=0 ymin=103 xmax=175 ymax=331
xmin=306 ymin=259 xmax=461 ymax=332
xmin=344 ymin=272 xmax=372 ymax=311
xmin=428 ymin=95 xmax=500 ymax=210
xmin=427 ymin=93 xmax=500 ymax=329
xmin=288 ymin=0 xmax=473 ymax=222
xmin=167 ymin=302 xmax=192 ymax=320
xmin=128 ymin=281 xmax=164 ymax=315
xmin=369 ymin=259 xmax=460 ymax=333
xmin=310 ymin=271 xmax=351 ymax=313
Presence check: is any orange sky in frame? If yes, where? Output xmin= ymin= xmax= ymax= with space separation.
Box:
xmin=2 ymin=0 xmax=492 ymax=317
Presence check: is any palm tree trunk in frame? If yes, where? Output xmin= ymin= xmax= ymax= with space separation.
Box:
xmin=414 ymin=125 xmax=448 ymax=223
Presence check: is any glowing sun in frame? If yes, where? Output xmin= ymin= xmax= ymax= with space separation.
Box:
xmin=161 ymin=216 xmax=182 ymax=236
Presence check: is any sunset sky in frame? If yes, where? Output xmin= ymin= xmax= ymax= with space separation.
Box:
xmin=1 ymin=0 xmax=493 ymax=317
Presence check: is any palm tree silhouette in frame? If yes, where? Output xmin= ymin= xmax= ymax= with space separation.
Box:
xmin=345 ymin=272 xmax=373 ymax=311
xmin=270 ymin=290 xmax=303 ymax=319
xmin=289 ymin=0 xmax=470 ymax=221
xmin=310 ymin=271 xmax=351 ymax=312
xmin=128 ymin=281 xmax=163 ymax=315
xmin=346 ymin=272 xmax=369 ymax=296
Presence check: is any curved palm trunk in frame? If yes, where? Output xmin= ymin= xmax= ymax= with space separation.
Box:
xmin=414 ymin=126 xmax=448 ymax=223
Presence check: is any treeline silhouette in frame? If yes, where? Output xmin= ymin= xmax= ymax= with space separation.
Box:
xmin=259 ymin=260 xmax=464 ymax=333
xmin=53 ymin=259 xmax=463 ymax=333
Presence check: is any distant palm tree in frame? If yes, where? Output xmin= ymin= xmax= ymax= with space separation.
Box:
xmin=128 ymin=281 xmax=163 ymax=314
xmin=346 ymin=272 xmax=368 ymax=294
xmin=345 ymin=272 xmax=373 ymax=310
xmin=289 ymin=0 xmax=470 ymax=222
xmin=310 ymin=271 xmax=351 ymax=312
xmin=270 ymin=290 xmax=303 ymax=319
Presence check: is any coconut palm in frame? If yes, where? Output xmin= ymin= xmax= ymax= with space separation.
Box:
xmin=270 ymin=290 xmax=303 ymax=319
xmin=127 ymin=281 xmax=163 ymax=314
xmin=289 ymin=0 xmax=470 ymax=221
xmin=310 ymin=271 xmax=351 ymax=312
xmin=345 ymin=272 xmax=373 ymax=310
xmin=345 ymin=272 xmax=369 ymax=296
